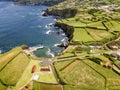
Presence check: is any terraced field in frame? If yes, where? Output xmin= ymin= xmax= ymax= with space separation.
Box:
xmin=54 ymin=59 xmax=105 ymax=89
xmin=86 ymin=28 xmax=113 ymax=41
xmin=72 ymin=28 xmax=95 ymax=43
xmin=0 ymin=47 xmax=22 ymax=71
xmin=83 ymin=59 xmax=120 ymax=89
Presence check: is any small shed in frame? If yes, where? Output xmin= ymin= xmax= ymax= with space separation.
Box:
xmin=32 ymin=75 xmax=39 ymax=81
xmin=40 ymin=68 xmax=50 ymax=72
xmin=103 ymin=61 xmax=111 ymax=67
xmin=32 ymin=65 xmax=37 ymax=73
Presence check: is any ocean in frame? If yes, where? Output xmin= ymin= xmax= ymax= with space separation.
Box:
xmin=0 ymin=1 xmax=68 ymax=58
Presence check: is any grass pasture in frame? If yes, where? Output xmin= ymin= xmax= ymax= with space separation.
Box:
xmin=95 ymin=55 xmax=110 ymax=62
xmin=103 ymin=20 xmax=120 ymax=31
xmin=0 ymin=53 xmax=30 ymax=86
xmin=110 ymin=20 xmax=120 ymax=31
xmin=60 ymin=60 xmax=80 ymax=76
xmin=87 ymin=21 xmax=106 ymax=30
xmin=0 ymin=82 xmax=7 ymax=90
xmin=86 ymin=28 xmax=113 ymax=41
xmin=12 ymin=59 xmax=40 ymax=90
xmin=72 ymin=28 xmax=94 ymax=43
xmin=57 ymin=52 xmax=75 ymax=59
xmin=33 ymin=81 xmax=62 ymax=90
xmin=54 ymin=60 xmax=74 ymax=71
xmin=0 ymin=47 xmax=22 ymax=71
xmin=63 ymin=85 xmax=103 ymax=90
xmin=58 ymin=19 xmax=87 ymax=27
xmin=38 ymin=66 xmax=57 ymax=83
xmin=62 ymin=60 xmax=105 ymax=89
xmin=83 ymin=59 xmax=120 ymax=88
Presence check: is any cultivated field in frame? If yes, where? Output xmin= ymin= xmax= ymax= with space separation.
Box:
xmin=0 ymin=53 xmax=30 ymax=86
xmin=72 ymin=28 xmax=94 ymax=43
xmin=0 ymin=47 xmax=22 ymax=71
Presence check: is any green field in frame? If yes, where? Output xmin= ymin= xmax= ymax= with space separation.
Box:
xmin=83 ymin=59 xmax=120 ymax=88
xmin=72 ymin=28 xmax=94 ymax=43
xmin=60 ymin=60 xmax=80 ymax=76
xmin=57 ymin=52 xmax=75 ymax=59
xmin=0 ymin=47 xmax=22 ymax=71
xmin=0 ymin=53 xmax=30 ymax=86
xmin=54 ymin=60 xmax=74 ymax=71
xmin=61 ymin=60 xmax=105 ymax=89
xmin=86 ymin=21 xmax=106 ymax=30
xmin=58 ymin=20 xmax=87 ymax=27
xmin=54 ymin=58 xmax=120 ymax=89
xmin=103 ymin=20 xmax=120 ymax=31
xmin=12 ymin=59 xmax=40 ymax=90
xmin=54 ymin=60 xmax=105 ymax=89
xmin=86 ymin=28 xmax=113 ymax=41
xmin=33 ymin=81 xmax=62 ymax=90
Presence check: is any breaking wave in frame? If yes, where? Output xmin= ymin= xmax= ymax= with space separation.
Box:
xmin=0 ymin=49 xmax=2 ymax=54
xmin=46 ymin=48 xmax=55 ymax=58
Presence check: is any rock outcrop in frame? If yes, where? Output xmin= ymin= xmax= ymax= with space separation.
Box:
xmin=43 ymin=8 xmax=77 ymax=18
xmin=54 ymin=22 xmax=74 ymax=41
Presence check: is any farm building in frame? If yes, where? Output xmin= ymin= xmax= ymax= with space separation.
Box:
xmin=32 ymin=65 xmax=37 ymax=73
xmin=103 ymin=61 xmax=111 ymax=67
xmin=40 ymin=68 xmax=50 ymax=72
xmin=32 ymin=75 xmax=39 ymax=81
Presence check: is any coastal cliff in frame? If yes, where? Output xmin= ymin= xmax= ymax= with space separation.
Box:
xmin=43 ymin=8 xmax=77 ymax=18
xmin=54 ymin=22 xmax=74 ymax=41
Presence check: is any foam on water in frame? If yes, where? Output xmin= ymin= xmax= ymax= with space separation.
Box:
xmin=37 ymin=25 xmax=42 ymax=28
xmin=46 ymin=30 xmax=54 ymax=34
xmin=0 ymin=50 xmax=1 ymax=54
xmin=54 ymin=43 xmax=61 ymax=47
xmin=0 ymin=2 xmax=67 ymax=57
xmin=46 ymin=48 xmax=55 ymax=57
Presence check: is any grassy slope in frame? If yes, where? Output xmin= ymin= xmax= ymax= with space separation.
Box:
xmin=0 ymin=47 xmax=22 ymax=71
xmin=0 ymin=53 xmax=30 ymax=86
xmin=33 ymin=81 xmax=62 ymax=90
xmin=83 ymin=60 xmax=120 ymax=87
xmin=62 ymin=60 xmax=105 ymax=89
xmin=72 ymin=28 xmax=94 ymax=42
xmin=86 ymin=28 xmax=113 ymax=41
xmin=12 ymin=59 xmax=40 ymax=90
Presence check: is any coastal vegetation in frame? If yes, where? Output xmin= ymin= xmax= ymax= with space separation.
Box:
xmin=45 ymin=0 xmax=120 ymax=90
xmin=0 ymin=0 xmax=120 ymax=90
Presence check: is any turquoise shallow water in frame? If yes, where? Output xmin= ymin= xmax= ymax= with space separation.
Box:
xmin=0 ymin=2 xmax=67 ymax=57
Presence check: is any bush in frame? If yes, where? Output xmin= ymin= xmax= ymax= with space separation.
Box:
xmin=21 ymin=45 xmax=29 ymax=50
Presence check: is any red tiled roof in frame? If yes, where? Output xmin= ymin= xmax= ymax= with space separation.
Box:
xmin=32 ymin=65 xmax=37 ymax=73
xmin=104 ymin=61 xmax=111 ymax=67
xmin=40 ymin=68 xmax=50 ymax=71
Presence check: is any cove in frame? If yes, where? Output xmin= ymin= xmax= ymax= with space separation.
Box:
xmin=0 ymin=1 xmax=68 ymax=58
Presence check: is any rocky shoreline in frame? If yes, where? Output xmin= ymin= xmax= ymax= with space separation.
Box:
xmin=42 ymin=8 xmax=77 ymax=18
xmin=42 ymin=8 xmax=76 ymax=47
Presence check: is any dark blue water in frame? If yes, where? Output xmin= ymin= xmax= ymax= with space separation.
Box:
xmin=0 ymin=2 xmax=67 ymax=57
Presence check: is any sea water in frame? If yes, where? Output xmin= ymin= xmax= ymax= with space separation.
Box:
xmin=0 ymin=2 xmax=68 ymax=58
